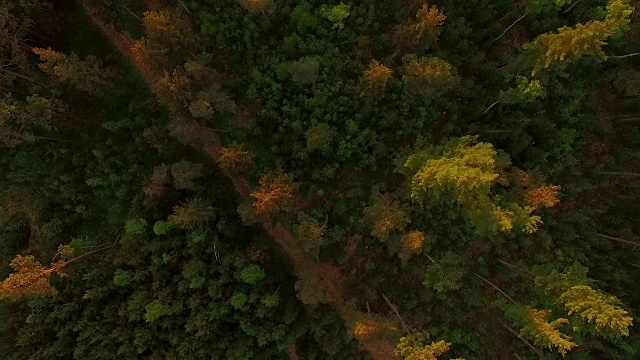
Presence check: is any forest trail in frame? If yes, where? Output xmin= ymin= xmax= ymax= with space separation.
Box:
xmin=77 ymin=1 xmax=396 ymax=358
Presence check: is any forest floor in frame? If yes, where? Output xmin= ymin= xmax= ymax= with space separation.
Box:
xmin=78 ymin=1 xmax=396 ymax=358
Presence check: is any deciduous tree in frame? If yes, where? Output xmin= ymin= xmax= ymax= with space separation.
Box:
xmin=168 ymin=198 xmax=213 ymax=229
xmin=361 ymin=60 xmax=393 ymax=94
xmin=363 ymin=193 xmax=409 ymax=241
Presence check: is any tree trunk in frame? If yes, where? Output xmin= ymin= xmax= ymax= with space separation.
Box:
xmin=474 ymin=273 xmax=518 ymax=305
xmin=500 ymin=322 xmax=545 ymax=358
xmin=382 ymin=293 xmax=410 ymax=333
xmin=492 ymin=13 xmax=527 ymax=44
xmin=593 ymin=233 xmax=640 ymax=247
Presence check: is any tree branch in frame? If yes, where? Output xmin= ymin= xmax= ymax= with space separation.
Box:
xmin=593 ymin=233 xmax=640 ymax=247
xmin=382 ymin=293 xmax=410 ymax=333
xmin=492 ymin=13 xmax=527 ymax=44
xmin=474 ymin=272 xmax=519 ymax=305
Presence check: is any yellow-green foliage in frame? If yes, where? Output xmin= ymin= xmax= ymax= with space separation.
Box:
xmin=521 ymin=308 xmax=577 ymax=357
xmin=404 ymin=136 xmax=540 ymax=235
xmin=525 ymin=0 xmax=633 ymax=75
xmin=396 ymin=333 xmax=451 ymax=360
xmin=561 ymin=285 xmax=633 ymax=336
xmin=536 ymin=265 xmax=633 ymax=337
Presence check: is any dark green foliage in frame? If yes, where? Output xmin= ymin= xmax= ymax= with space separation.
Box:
xmin=1 ymin=0 xmax=639 ymax=359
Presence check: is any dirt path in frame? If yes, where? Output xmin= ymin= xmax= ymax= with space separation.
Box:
xmin=78 ymin=2 xmax=396 ymax=358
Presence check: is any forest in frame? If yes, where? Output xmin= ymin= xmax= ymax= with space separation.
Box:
xmin=0 ymin=0 xmax=639 ymax=358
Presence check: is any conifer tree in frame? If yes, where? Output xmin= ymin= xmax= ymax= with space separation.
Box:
xmin=219 ymin=143 xmax=253 ymax=173
xmin=142 ymin=9 xmax=193 ymax=52
xmin=168 ymin=198 xmax=213 ymax=229
xmin=401 ymin=55 xmax=458 ymax=96
xmin=170 ymin=160 xmax=203 ymax=190
xmin=0 ymin=95 xmax=62 ymax=147
xmin=403 ymin=136 xmax=545 ymax=235
xmin=32 ymin=48 xmax=116 ymax=94
xmin=524 ymin=0 xmax=633 ymax=75
xmin=363 ymin=193 xmax=409 ymax=241
xmin=396 ymin=332 xmax=451 ymax=360
xmin=0 ymin=245 xmax=108 ymax=301
xmin=394 ymin=3 xmax=446 ymax=47
xmin=152 ymin=69 xmax=191 ymax=112
xmin=520 ymin=308 xmax=577 ymax=356
xmin=536 ymin=265 xmax=633 ymax=336
xmin=251 ymin=171 xmax=297 ymax=215
xmin=361 ymin=60 xmax=393 ymax=94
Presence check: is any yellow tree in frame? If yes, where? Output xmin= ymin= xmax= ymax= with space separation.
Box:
xmin=524 ymin=0 xmax=633 ymax=75
xmin=396 ymin=332 xmax=452 ymax=360
xmin=360 ymin=60 xmax=393 ymax=94
xmin=536 ymin=265 xmax=633 ymax=337
xmin=403 ymin=136 xmax=543 ymax=235
xmin=394 ymin=3 xmax=446 ymax=47
xmin=401 ymin=55 xmax=458 ymax=97
xmin=251 ymin=171 xmax=297 ymax=215
xmin=0 ymin=245 xmax=109 ymax=301
xmin=399 ymin=230 xmax=426 ymax=260
xmin=520 ymin=308 xmax=577 ymax=356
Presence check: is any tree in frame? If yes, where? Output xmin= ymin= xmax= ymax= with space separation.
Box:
xmin=525 ymin=185 xmax=561 ymax=209
xmin=497 ymin=76 xmax=546 ymax=105
xmin=295 ymin=219 xmax=325 ymax=257
xmin=360 ymin=60 xmax=393 ymax=94
xmin=399 ymin=230 xmax=426 ymax=260
xmin=520 ymin=308 xmax=577 ymax=356
xmin=144 ymin=164 xmax=170 ymax=198
xmin=142 ymin=9 xmax=193 ymax=52
xmin=0 ymin=95 xmax=62 ymax=147
xmin=403 ymin=136 xmax=544 ymax=235
xmin=396 ymin=333 xmax=451 ymax=360
xmin=363 ymin=193 xmax=409 ymax=241
xmin=168 ymin=198 xmax=213 ymax=229
xmin=394 ymin=3 xmax=446 ymax=47
xmin=423 ymin=252 xmax=465 ymax=295
xmin=288 ymin=57 xmax=320 ymax=85
xmin=0 ymin=245 xmax=108 ymax=301
xmin=401 ymin=55 xmax=458 ymax=96
xmin=320 ymin=3 xmax=350 ymax=29
xmin=170 ymin=160 xmax=203 ymax=190
xmin=536 ymin=265 xmax=633 ymax=336
xmin=524 ymin=0 xmax=633 ymax=75
xmin=152 ymin=69 xmax=191 ymax=112
xmin=218 ymin=143 xmax=253 ymax=173
xmin=250 ymin=171 xmax=297 ymax=215
xmin=305 ymin=123 xmax=334 ymax=152
xmin=32 ymin=47 xmax=116 ymax=94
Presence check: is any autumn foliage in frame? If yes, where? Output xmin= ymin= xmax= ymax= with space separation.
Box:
xmin=219 ymin=143 xmax=253 ymax=173
xmin=251 ymin=171 xmax=297 ymax=215
xmin=394 ymin=3 xmax=446 ymax=46
xmin=361 ymin=60 xmax=393 ymax=93
xmin=0 ymin=245 xmax=73 ymax=300
xmin=401 ymin=55 xmax=458 ymax=96
xmin=363 ymin=193 xmax=409 ymax=241
xmin=526 ymin=185 xmax=561 ymax=209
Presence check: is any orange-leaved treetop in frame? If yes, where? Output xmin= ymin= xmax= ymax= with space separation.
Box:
xmin=250 ymin=171 xmax=297 ymax=215
xmin=0 ymin=245 xmax=110 ymax=301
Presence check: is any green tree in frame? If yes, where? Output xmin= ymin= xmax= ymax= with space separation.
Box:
xmin=168 ymin=198 xmax=213 ymax=229
xmin=401 ymin=55 xmax=458 ymax=96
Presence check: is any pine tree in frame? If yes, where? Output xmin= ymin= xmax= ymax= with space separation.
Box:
xmin=560 ymin=285 xmax=633 ymax=336
xmin=144 ymin=164 xmax=170 ymax=198
xmin=168 ymin=198 xmax=213 ymax=229
xmin=363 ymin=193 xmax=409 ymax=241
xmin=401 ymin=55 xmax=458 ymax=96
xmin=403 ymin=136 xmax=543 ymax=235
xmin=152 ymin=69 xmax=191 ymax=112
xmin=32 ymin=48 xmax=116 ymax=94
xmin=219 ymin=143 xmax=253 ymax=173
xmin=170 ymin=160 xmax=203 ymax=190
xmin=251 ymin=171 xmax=297 ymax=215
xmin=399 ymin=230 xmax=426 ymax=260
xmin=396 ymin=332 xmax=451 ymax=360
xmin=524 ymin=0 xmax=633 ymax=75
xmin=361 ymin=60 xmax=393 ymax=94
xmin=0 ymin=245 xmax=108 ymax=301
xmin=536 ymin=265 xmax=633 ymax=337
xmin=142 ymin=9 xmax=193 ymax=52
xmin=0 ymin=95 xmax=62 ymax=147
xmin=394 ymin=3 xmax=446 ymax=47
xmin=520 ymin=308 xmax=577 ymax=356
xmin=526 ymin=185 xmax=561 ymax=209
